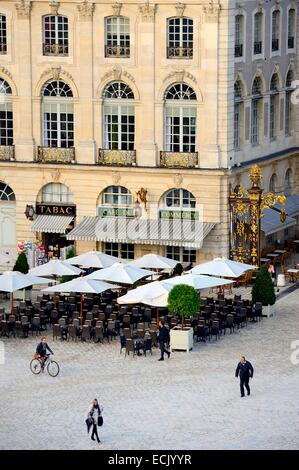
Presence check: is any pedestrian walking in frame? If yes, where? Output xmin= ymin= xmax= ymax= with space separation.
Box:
xmin=158 ymin=319 xmax=170 ymax=361
xmin=86 ymin=398 xmax=103 ymax=443
xmin=235 ymin=356 xmax=254 ymax=397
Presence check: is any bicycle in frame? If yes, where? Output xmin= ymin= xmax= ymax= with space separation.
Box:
xmin=30 ymin=354 xmax=60 ymax=377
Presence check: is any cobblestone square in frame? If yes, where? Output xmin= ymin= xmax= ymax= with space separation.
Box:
xmin=0 ymin=289 xmax=299 ymax=450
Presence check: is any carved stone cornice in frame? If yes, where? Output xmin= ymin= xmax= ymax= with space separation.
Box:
xmin=163 ymin=68 xmax=197 ymax=85
xmin=77 ymin=1 xmax=95 ymax=20
xmin=175 ymin=2 xmax=185 ymax=17
xmin=139 ymin=2 xmax=156 ymax=23
xmin=235 ymin=2 xmax=244 ymax=15
xmin=15 ymin=1 xmax=31 ymax=19
xmin=0 ymin=66 xmax=13 ymax=80
xmin=112 ymin=2 xmax=122 ymax=16
xmin=41 ymin=66 xmax=74 ymax=83
xmin=203 ymin=1 xmax=221 ymax=21
xmin=49 ymin=1 xmax=60 ymax=15
xmin=101 ymin=66 xmax=135 ymax=84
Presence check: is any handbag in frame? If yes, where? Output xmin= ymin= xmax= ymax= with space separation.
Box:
xmin=97 ymin=415 xmax=103 ymax=427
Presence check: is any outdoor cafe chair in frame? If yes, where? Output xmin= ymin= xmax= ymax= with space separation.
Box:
xmin=124 ymin=338 xmax=136 ymax=357
xmin=119 ymin=335 xmax=126 ymax=354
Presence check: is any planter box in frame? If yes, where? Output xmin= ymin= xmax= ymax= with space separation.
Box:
xmin=264 ymin=304 xmax=275 ymax=318
xmin=170 ymin=326 xmax=193 ymax=353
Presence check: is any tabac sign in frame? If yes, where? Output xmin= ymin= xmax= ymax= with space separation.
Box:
xmin=36 ymin=204 xmax=76 ymax=216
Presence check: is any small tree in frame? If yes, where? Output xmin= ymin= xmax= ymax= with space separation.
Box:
xmin=252 ymin=265 xmax=276 ymax=306
xmin=167 ymin=284 xmax=200 ymax=328
xmin=13 ymin=252 xmax=29 ymax=274
xmin=60 ymin=247 xmax=76 ymax=284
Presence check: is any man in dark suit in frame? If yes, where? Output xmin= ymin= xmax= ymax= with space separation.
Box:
xmin=36 ymin=336 xmax=54 ymax=369
xmin=158 ymin=320 xmax=170 ymax=361
xmin=235 ymin=355 xmax=254 ymax=397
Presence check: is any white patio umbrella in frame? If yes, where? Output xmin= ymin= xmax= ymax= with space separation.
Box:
xmin=164 ymin=273 xmax=234 ymax=290
xmin=190 ymin=257 xmax=256 ymax=278
xmin=0 ymin=271 xmax=52 ymax=313
xmin=117 ymin=281 xmax=172 ymax=305
xmin=128 ymin=254 xmax=177 ymax=270
xmin=86 ymin=262 xmax=153 ymax=285
xmin=29 ymin=259 xmax=83 ymax=277
xmin=64 ymin=250 xmax=120 ymax=268
xmin=43 ymin=277 xmax=120 ymax=325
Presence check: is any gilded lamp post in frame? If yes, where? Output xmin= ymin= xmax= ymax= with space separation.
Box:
xmin=229 ymin=165 xmax=286 ymax=266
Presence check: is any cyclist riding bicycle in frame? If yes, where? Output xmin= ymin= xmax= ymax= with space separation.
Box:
xmin=36 ymin=336 xmax=54 ymax=369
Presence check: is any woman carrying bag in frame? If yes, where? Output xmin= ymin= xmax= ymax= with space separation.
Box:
xmin=86 ymin=398 xmax=103 ymax=444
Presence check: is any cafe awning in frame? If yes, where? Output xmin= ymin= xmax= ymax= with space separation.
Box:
xmin=31 ymin=215 xmax=74 ymax=234
xmin=67 ymin=216 xmax=216 ymax=249
xmin=261 ymin=208 xmax=296 ymax=236
xmin=274 ymin=194 xmax=299 ymax=218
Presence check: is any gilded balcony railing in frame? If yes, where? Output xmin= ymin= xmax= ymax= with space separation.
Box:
xmin=160 ymin=151 xmax=198 ymax=168
xmin=0 ymin=145 xmax=15 ymax=161
xmin=105 ymin=45 xmax=130 ymax=58
xmin=37 ymin=147 xmax=75 ymax=164
xmin=0 ymin=42 xmax=7 ymax=54
xmin=43 ymin=43 xmax=69 ymax=56
xmin=167 ymin=47 xmax=193 ymax=59
xmin=98 ymin=149 xmax=136 ymax=166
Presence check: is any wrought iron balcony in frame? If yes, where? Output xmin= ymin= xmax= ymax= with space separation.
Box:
xmin=234 ymin=44 xmax=243 ymax=57
xmin=105 ymin=45 xmax=130 ymax=58
xmin=288 ymin=36 xmax=294 ymax=49
xmin=0 ymin=145 xmax=15 ymax=161
xmin=37 ymin=147 xmax=75 ymax=164
xmin=43 ymin=43 xmax=68 ymax=56
xmin=167 ymin=47 xmax=193 ymax=59
xmin=98 ymin=149 xmax=136 ymax=166
xmin=160 ymin=151 xmax=198 ymax=168
xmin=0 ymin=42 xmax=7 ymax=54
xmin=253 ymin=41 xmax=262 ymax=55
xmin=272 ymin=38 xmax=279 ymax=52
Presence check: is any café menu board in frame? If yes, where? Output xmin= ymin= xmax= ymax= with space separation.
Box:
xmin=36 ymin=204 xmax=76 ymax=216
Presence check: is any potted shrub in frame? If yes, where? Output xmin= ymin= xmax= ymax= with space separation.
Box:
xmin=251 ymin=265 xmax=276 ymax=317
xmin=167 ymin=284 xmax=200 ymax=352
xmin=61 ymin=248 xmax=76 ymax=284
xmin=13 ymin=252 xmax=30 ymax=299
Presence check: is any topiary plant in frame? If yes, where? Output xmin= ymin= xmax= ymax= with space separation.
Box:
xmin=60 ymin=247 xmax=76 ymax=284
xmin=251 ymin=265 xmax=276 ymax=306
xmin=13 ymin=252 xmax=29 ymax=274
xmin=167 ymin=284 xmax=200 ymax=328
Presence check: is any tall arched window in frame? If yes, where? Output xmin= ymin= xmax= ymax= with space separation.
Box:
xmin=285 ymin=70 xmax=294 ymax=136
xmin=43 ymin=15 xmax=68 ymax=56
xmin=102 ymin=186 xmax=133 ymax=206
xmin=0 ymin=14 xmax=7 ymax=54
xmin=269 ymin=74 xmax=279 ymax=141
xmin=234 ymin=80 xmax=244 ymax=150
xmin=103 ymin=82 xmax=135 ymax=150
xmin=38 ymin=183 xmax=73 ymax=204
xmin=288 ymin=8 xmax=295 ymax=49
xmin=0 ymin=182 xmax=15 ymax=201
xmin=164 ymin=83 xmax=197 ymax=153
xmin=251 ymin=77 xmax=263 ymax=145
xmin=167 ymin=17 xmax=193 ymax=58
xmin=271 ymin=9 xmax=280 ymax=52
xmin=163 ymin=188 xmax=196 ymax=209
xmin=253 ymin=11 xmax=263 ymax=55
xmin=0 ymin=78 xmax=13 ymax=146
xmin=42 ymin=80 xmax=74 ymax=148
xmin=284 ymin=168 xmax=293 ymax=196
xmin=105 ymin=16 xmax=130 ymax=58
xmin=269 ymin=173 xmax=277 ymax=193
xmin=235 ymin=14 xmax=244 ymax=57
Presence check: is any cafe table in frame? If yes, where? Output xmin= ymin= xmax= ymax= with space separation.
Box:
xmin=260 ymin=258 xmax=270 ymax=263
xmin=266 ymin=253 xmax=279 ymax=258
xmin=287 ymin=269 xmax=299 ymax=283
xmin=274 ymin=250 xmax=287 ymax=254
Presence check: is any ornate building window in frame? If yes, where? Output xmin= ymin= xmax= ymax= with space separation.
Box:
xmin=164 ymin=188 xmax=196 ymax=209
xmin=167 ymin=17 xmax=193 ymax=59
xmin=104 ymin=242 xmax=134 ymax=260
xmin=0 ymin=182 xmax=15 ymax=201
xmin=235 ymin=14 xmax=244 ymax=58
xmin=284 ymin=168 xmax=293 ymax=196
xmin=0 ymin=78 xmax=13 ymax=146
xmin=166 ymin=246 xmax=196 ymax=264
xmin=105 ymin=16 xmax=130 ymax=58
xmin=288 ymin=8 xmax=295 ymax=49
xmin=0 ymin=15 xmax=7 ymax=54
xmin=271 ymin=9 xmax=280 ymax=52
xmin=269 ymin=74 xmax=279 ymax=141
xmin=285 ymin=70 xmax=294 ymax=136
xmin=43 ymin=15 xmax=68 ymax=56
xmin=234 ymin=80 xmax=244 ymax=150
xmin=102 ymin=186 xmax=133 ymax=206
xmin=164 ymin=83 xmax=197 ymax=153
xmin=42 ymin=80 xmax=74 ymax=148
xmin=253 ymin=11 xmax=263 ymax=55
xmin=39 ymin=183 xmax=73 ymax=204
xmin=269 ymin=173 xmax=277 ymax=194
xmin=103 ymin=82 xmax=135 ymax=151
xmin=251 ymin=77 xmax=263 ymax=145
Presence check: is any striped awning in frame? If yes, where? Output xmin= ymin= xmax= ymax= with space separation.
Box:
xmin=67 ymin=216 xmax=216 ymax=248
xmin=261 ymin=208 xmax=296 ymax=236
xmin=31 ymin=215 xmax=74 ymax=234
